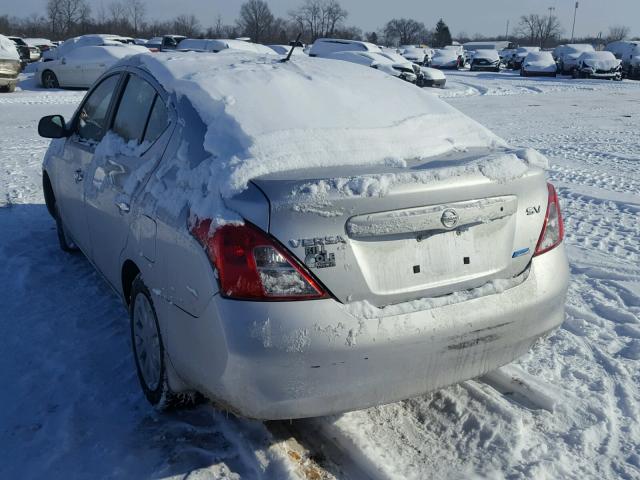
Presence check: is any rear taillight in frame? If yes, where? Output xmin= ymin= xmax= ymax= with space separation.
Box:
xmin=534 ymin=183 xmax=564 ymax=256
xmin=191 ymin=219 xmax=329 ymax=301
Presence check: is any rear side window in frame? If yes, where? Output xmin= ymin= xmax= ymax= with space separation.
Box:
xmin=112 ymin=75 xmax=157 ymax=143
xmin=143 ymin=97 xmax=169 ymax=144
xmin=76 ymin=74 xmax=120 ymax=143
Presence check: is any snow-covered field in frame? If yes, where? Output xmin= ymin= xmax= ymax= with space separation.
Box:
xmin=1 ymin=70 xmax=638 ymax=479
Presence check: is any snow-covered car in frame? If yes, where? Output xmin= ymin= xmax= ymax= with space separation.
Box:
xmin=509 ymin=47 xmax=540 ymax=70
xmin=520 ymin=51 xmax=557 ymax=77
xmin=43 ymin=34 xmax=132 ymax=61
xmin=177 ymin=38 xmax=276 ymax=55
xmin=442 ymin=44 xmax=467 ymax=66
xmin=379 ymin=50 xmax=445 ymax=87
xmin=556 ymin=44 xmax=594 ymax=74
xmin=0 ymin=34 xmax=21 ymax=92
xmin=25 ymin=37 xmax=55 ymax=56
xmin=499 ymin=47 xmax=517 ymax=63
xmin=401 ymin=46 xmax=431 ymax=66
xmin=38 ymin=50 xmax=568 ymax=420
xmin=309 ymin=38 xmax=381 ymax=57
xmin=605 ymin=41 xmax=640 ymax=79
xmin=37 ymin=44 xmax=149 ymax=89
xmin=572 ymin=51 xmax=622 ymax=80
xmin=145 ymin=35 xmax=186 ymax=51
xmin=430 ymin=49 xmax=462 ymax=69
xmin=326 ymin=50 xmax=417 ymax=83
xmin=469 ymin=49 xmax=501 ymax=72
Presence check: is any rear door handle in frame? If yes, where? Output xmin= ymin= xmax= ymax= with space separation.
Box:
xmin=74 ymin=169 xmax=83 ymax=183
xmin=115 ymin=201 xmax=130 ymax=214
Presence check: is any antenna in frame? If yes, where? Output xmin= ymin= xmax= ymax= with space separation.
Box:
xmin=282 ymin=33 xmax=302 ymax=63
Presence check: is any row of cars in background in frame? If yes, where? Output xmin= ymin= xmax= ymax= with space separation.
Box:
xmin=0 ymin=31 xmax=638 ymax=93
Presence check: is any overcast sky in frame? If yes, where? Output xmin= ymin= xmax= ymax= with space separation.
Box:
xmin=4 ymin=0 xmax=639 ymax=38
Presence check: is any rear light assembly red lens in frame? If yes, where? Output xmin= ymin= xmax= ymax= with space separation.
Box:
xmin=534 ymin=182 xmax=565 ymax=256
xmin=191 ymin=219 xmax=329 ymax=301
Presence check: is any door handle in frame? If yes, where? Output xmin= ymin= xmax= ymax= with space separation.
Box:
xmin=74 ymin=169 xmax=83 ymax=183
xmin=115 ymin=201 xmax=130 ymax=213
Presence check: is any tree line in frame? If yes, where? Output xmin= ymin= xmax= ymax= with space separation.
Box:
xmin=0 ymin=0 xmax=635 ymax=47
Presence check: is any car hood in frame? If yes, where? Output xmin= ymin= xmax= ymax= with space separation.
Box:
xmin=581 ymin=57 xmax=620 ymax=70
xmin=420 ymin=66 xmax=445 ymax=80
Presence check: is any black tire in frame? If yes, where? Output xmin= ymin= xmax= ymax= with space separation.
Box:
xmin=42 ymin=70 xmax=59 ymax=89
xmin=54 ymin=203 xmax=79 ymax=253
xmin=130 ymin=275 xmax=198 ymax=410
xmin=0 ymin=83 xmax=16 ymax=93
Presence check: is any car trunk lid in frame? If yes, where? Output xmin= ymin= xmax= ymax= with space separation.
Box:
xmin=250 ymin=148 xmax=549 ymax=307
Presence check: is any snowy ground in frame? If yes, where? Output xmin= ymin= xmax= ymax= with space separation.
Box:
xmin=1 ymin=70 xmax=639 ymax=479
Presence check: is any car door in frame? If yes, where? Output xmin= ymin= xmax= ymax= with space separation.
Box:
xmin=80 ymin=48 xmax=112 ymax=87
xmin=56 ymin=50 xmax=87 ymax=87
xmin=53 ymin=73 xmax=122 ymax=254
xmin=84 ymin=72 xmax=171 ymax=287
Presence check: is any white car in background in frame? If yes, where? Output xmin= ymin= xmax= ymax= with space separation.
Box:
xmin=442 ymin=44 xmax=467 ymax=66
xmin=380 ymin=50 xmax=445 ymax=88
xmin=520 ymin=51 xmax=557 ymax=77
xmin=0 ymin=34 xmax=21 ymax=92
xmin=431 ymin=49 xmax=462 ymax=69
xmin=267 ymin=44 xmax=306 ymax=56
xmin=177 ymin=38 xmax=276 ymax=55
xmin=556 ymin=44 xmax=595 ymax=74
xmin=326 ymin=50 xmax=417 ymax=83
xmin=43 ymin=34 xmax=135 ymax=61
xmin=469 ymin=49 xmax=501 ymax=72
xmin=572 ymin=51 xmax=622 ymax=80
xmin=509 ymin=47 xmax=540 ymax=70
xmin=401 ymin=46 xmax=431 ymax=66
xmin=37 ymin=45 xmax=149 ymax=89
xmin=145 ymin=35 xmax=186 ymax=51
xmin=605 ymin=40 xmax=640 ymax=78
xmin=309 ymin=38 xmax=381 ymax=57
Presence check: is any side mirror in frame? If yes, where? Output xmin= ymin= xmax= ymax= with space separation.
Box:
xmin=38 ymin=115 xmax=69 ymax=139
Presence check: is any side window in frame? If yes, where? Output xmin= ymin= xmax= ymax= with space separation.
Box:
xmin=112 ymin=75 xmax=157 ymax=143
xmin=143 ymin=96 xmax=169 ymax=144
xmin=76 ymin=74 xmax=120 ymax=143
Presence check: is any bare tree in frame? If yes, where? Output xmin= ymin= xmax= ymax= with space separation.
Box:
xmin=172 ymin=14 xmax=201 ymax=37
xmin=383 ymin=18 xmax=426 ymax=46
xmin=516 ymin=13 xmax=562 ymax=47
xmin=237 ymin=0 xmax=274 ymax=43
xmin=607 ymin=25 xmax=630 ymax=42
xmin=128 ymin=0 xmax=147 ymax=35
xmin=289 ymin=0 xmax=348 ymax=42
xmin=46 ymin=0 xmax=92 ymax=37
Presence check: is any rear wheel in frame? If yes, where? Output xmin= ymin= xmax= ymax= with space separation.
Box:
xmin=130 ymin=275 xmax=198 ymax=410
xmin=42 ymin=70 xmax=59 ymax=89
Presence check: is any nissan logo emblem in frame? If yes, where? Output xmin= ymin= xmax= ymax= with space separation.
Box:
xmin=441 ymin=208 xmax=459 ymax=229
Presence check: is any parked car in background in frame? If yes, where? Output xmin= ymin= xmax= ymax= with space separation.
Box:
xmin=177 ymin=38 xmax=275 ymax=55
xmin=44 ymin=34 xmax=130 ymax=61
xmin=145 ymin=35 xmax=186 ymax=51
xmin=325 ymin=50 xmax=417 ymax=83
xmin=0 ymin=34 xmax=20 ymax=92
xmin=463 ymin=40 xmax=517 ymax=53
xmin=379 ymin=50 xmax=445 ymax=87
xmin=431 ymin=49 xmax=462 ymax=69
xmin=309 ymin=38 xmax=381 ymax=57
xmin=37 ymin=44 xmax=148 ymax=89
xmin=605 ymin=41 xmax=640 ymax=79
xmin=509 ymin=47 xmax=540 ymax=70
xmin=401 ymin=46 xmax=431 ymax=66
xmin=520 ymin=51 xmax=557 ymax=77
xmin=572 ymin=51 xmax=622 ymax=80
xmin=443 ymin=44 xmax=467 ymax=66
xmin=134 ymin=38 xmax=148 ymax=46
xmin=556 ymin=44 xmax=594 ymax=74
xmin=38 ymin=50 xmax=568 ymax=420
xmin=499 ymin=47 xmax=517 ymax=63
xmin=469 ymin=49 xmax=501 ymax=72
xmin=25 ymin=37 xmax=56 ymax=55
xmin=8 ymin=37 xmax=31 ymax=66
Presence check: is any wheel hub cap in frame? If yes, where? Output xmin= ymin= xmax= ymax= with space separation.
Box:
xmin=133 ymin=293 xmax=161 ymax=391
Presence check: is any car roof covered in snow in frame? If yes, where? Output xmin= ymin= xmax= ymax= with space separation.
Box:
xmin=0 ymin=34 xmax=20 ymax=60
xmin=309 ymin=38 xmax=381 ymax=57
xmin=126 ymin=50 xmax=503 ymax=198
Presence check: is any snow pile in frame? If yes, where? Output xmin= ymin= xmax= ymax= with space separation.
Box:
xmin=133 ymin=51 xmax=508 ymax=223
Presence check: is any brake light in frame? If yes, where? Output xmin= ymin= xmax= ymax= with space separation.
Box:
xmin=191 ymin=219 xmax=329 ymax=301
xmin=534 ymin=183 xmax=564 ymax=256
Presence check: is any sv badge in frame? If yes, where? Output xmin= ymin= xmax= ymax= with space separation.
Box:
xmin=526 ymin=206 xmax=541 ymax=215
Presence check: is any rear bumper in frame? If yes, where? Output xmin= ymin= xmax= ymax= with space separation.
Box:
xmin=170 ymin=245 xmax=569 ymax=419
xmin=524 ymin=70 xmax=557 ymax=77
